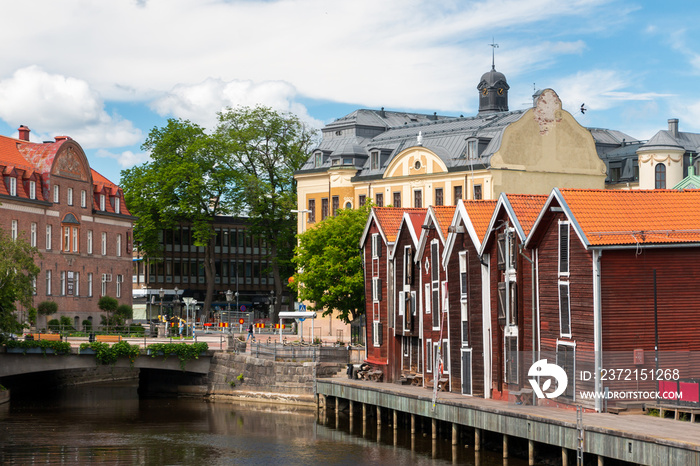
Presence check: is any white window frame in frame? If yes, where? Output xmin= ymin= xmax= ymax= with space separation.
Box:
xmin=101 ymin=232 xmax=107 ymax=255
xmin=101 ymin=274 xmax=107 ymax=297
xmin=30 ymin=222 xmax=37 ymax=247
xmin=60 ymin=271 xmax=66 ymax=296
xmin=73 ymin=227 xmax=79 ymax=252
xmin=9 ymin=177 xmax=16 ymax=196
xmin=115 ymin=196 xmax=120 ymax=214
xmin=75 ymin=272 xmax=80 ymax=297
xmin=431 ymin=240 xmax=440 ymax=329
xmin=116 ymin=274 xmax=123 ymax=298
xmin=100 ymin=194 xmax=106 ymax=211
xmin=46 ymin=270 xmax=52 ymax=296
xmin=556 ymin=341 xmax=576 ymax=400
xmin=558 ymin=280 xmax=572 ymax=338
xmin=11 ymin=220 xmax=17 ymax=241
xmin=398 ymin=291 xmax=405 ymax=317
xmin=116 ymin=234 xmax=122 ymax=257
xmin=67 ymin=187 xmax=73 ymax=206
xmin=53 ymin=185 xmax=59 ymax=203
xmin=372 ymin=276 xmax=381 ymax=302
xmin=87 ymin=230 xmax=93 ymax=254
xmin=441 ymin=280 xmax=448 ymax=313
xmin=371 ymin=233 xmax=381 ymax=259
xmin=63 ymin=226 xmax=70 ymax=252
xmin=87 ymin=273 xmax=93 ymax=297
xmin=81 ymin=190 xmax=86 ymax=208
xmin=442 ymin=338 xmax=450 ymax=374
xmin=46 ymin=224 xmax=52 ymax=250
xmin=461 ymin=348 xmax=473 ymax=396
xmin=424 ymin=283 xmax=431 ymax=315
xmin=29 ymin=180 xmax=36 ymax=200
xmin=558 ymin=220 xmax=570 ymax=277
xmin=426 ymin=339 xmax=433 ymax=373
xmin=372 ymin=321 xmax=382 ymax=347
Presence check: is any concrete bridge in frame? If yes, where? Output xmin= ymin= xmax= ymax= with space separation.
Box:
xmin=0 ymin=349 xmax=213 ymax=378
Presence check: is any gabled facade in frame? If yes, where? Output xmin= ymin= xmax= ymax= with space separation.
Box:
xmin=0 ymin=127 xmax=134 ymax=330
xmin=443 ymin=199 xmax=497 ymax=396
xmin=415 ymin=206 xmax=455 ymax=391
xmin=526 ymin=188 xmax=700 ymax=411
xmin=360 ymin=207 xmax=425 ymax=374
xmin=479 ymin=194 xmax=547 ymax=400
xmin=389 ymin=210 xmax=426 ymax=382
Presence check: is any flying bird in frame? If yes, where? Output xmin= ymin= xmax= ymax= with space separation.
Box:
xmin=580 ymin=103 xmax=587 ymax=114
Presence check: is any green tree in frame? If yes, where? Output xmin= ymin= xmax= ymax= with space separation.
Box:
xmin=98 ymin=296 xmax=119 ymax=330
xmin=37 ymin=300 xmax=58 ymax=331
xmin=216 ymin=106 xmax=317 ymax=322
xmin=121 ymin=119 xmax=241 ymax=314
xmin=116 ymin=304 xmax=133 ymax=321
xmin=0 ymin=229 xmax=40 ymax=334
xmin=290 ymin=203 xmax=371 ymax=324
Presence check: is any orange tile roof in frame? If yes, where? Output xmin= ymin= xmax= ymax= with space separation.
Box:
xmin=505 ymin=194 xmax=548 ymax=236
xmin=374 ymin=207 xmax=426 ymax=243
xmin=462 ymin=200 xmax=497 ymax=242
xmin=432 ymin=205 xmax=456 ymax=238
xmin=407 ymin=211 xmax=426 ymax=240
xmin=0 ymin=136 xmax=35 ymax=172
xmin=559 ymin=189 xmax=700 ymax=246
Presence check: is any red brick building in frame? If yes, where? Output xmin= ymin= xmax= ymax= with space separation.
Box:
xmin=0 ymin=127 xmax=134 ymax=330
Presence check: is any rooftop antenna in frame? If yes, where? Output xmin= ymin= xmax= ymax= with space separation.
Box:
xmin=489 ymin=38 xmax=499 ymax=70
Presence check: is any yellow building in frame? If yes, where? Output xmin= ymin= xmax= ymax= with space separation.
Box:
xmin=295 ymin=67 xmax=610 ymax=236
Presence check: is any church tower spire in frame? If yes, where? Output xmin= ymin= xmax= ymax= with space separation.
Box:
xmin=477 ymin=40 xmax=509 ymax=115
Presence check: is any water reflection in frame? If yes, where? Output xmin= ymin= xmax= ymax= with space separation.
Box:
xmin=0 ymin=382 xmax=530 ymax=465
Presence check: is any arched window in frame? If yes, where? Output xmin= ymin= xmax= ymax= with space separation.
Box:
xmin=655 ymin=163 xmax=666 ymax=189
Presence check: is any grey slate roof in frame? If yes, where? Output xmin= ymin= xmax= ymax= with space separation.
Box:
xmin=640 ymin=130 xmax=700 ymax=153
xmin=298 ymin=108 xmax=527 ymax=177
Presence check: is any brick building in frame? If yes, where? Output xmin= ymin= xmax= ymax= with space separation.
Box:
xmin=0 ymin=126 xmax=134 ymax=330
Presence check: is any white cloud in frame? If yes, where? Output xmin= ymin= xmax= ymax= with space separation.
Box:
xmin=0 ymin=66 xmax=142 ymax=148
xmin=551 ymin=70 xmax=673 ymax=114
xmin=95 ymin=149 xmax=151 ymax=168
xmin=151 ymin=78 xmax=323 ymax=130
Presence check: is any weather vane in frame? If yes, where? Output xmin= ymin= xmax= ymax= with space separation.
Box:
xmin=488 ymin=38 xmax=499 ymax=70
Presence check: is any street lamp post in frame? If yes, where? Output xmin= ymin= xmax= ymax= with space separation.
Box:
xmin=225 ymin=289 xmax=233 ymax=333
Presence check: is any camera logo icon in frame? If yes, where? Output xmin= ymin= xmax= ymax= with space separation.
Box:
xmin=528 ymin=359 xmax=568 ymax=399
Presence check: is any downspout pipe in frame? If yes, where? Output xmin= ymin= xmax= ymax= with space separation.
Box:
xmin=592 ymin=248 xmax=603 ymax=412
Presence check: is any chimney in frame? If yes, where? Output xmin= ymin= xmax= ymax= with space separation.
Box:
xmin=18 ymin=125 xmax=30 ymax=141
xmin=668 ymin=119 xmax=679 ymax=138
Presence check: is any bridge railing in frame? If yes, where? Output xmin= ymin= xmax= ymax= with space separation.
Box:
xmin=245 ymin=341 xmax=360 ymax=364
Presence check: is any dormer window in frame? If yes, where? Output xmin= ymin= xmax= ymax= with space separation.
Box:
xmin=371 ymin=151 xmax=380 ymax=170
xmin=331 ymin=158 xmax=341 ymax=166
xmin=9 ymin=176 xmax=16 ymax=196
xmin=466 ymin=139 xmax=478 ymax=159
xmin=314 ymin=152 xmax=323 ymax=168
xmin=100 ymin=194 xmax=106 ymax=211
xmin=29 ymin=180 xmax=36 ymax=200
xmin=343 ymin=158 xmax=353 ymax=165
xmin=114 ymin=196 xmax=120 ymax=214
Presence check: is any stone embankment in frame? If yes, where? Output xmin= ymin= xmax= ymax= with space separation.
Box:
xmin=206 ymin=353 xmax=345 ymax=406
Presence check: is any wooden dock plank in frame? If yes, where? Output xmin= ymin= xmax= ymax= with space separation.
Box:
xmin=317 ymin=379 xmax=700 ymax=465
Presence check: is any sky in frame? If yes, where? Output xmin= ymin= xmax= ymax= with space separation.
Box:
xmin=1 ymin=0 xmax=699 ymax=184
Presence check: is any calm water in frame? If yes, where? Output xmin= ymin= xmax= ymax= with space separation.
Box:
xmin=0 ymin=382 xmax=523 ymax=465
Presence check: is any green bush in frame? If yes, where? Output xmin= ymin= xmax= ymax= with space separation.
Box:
xmin=6 ymin=339 xmax=71 ymax=355
xmin=37 ymin=301 xmax=58 ymax=316
xmin=146 ymin=342 xmax=209 ymax=370
xmin=47 ymin=319 xmax=60 ymax=331
xmin=82 ymin=320 xmax=93 ymax=332
xmin=79 ymin=341 xmax=140 ymax=366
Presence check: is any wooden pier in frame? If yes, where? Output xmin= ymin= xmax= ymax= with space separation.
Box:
xmin=316 ymin=379 xmax=700 ymax=465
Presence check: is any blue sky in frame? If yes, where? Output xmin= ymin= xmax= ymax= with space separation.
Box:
xmin=0 ymin=0 xmax=698 ymax=184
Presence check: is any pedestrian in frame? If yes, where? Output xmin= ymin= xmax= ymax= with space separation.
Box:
xmin=247 ymin=323 xmax=255 ymax=341
xmin=179 ymin=320 xmax=184 ymax=338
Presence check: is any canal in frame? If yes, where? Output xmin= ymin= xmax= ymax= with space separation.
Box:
xmin=0 ymin=382 xmax=526 ymax=465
